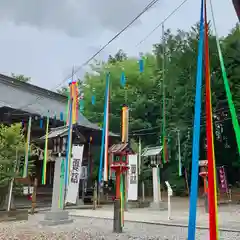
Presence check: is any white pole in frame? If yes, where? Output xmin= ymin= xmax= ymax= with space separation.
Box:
xmin=165 ymin=181 xmax=172 ymax=220
xmin=7 ymin=149 xmax=18 ymax=211
xmin=152 ymin=167 xmax=159 ymax=204
xmin=138 ymin=136 xmax=141 ymax=175
xmin=177 ymin=129 xmax=182 ymax=176
xmin=168 ymin=193 xmax=171 ymax=220
xmin=142 ymin=181 xmax=145 ymax=202
xmin=139 ymin=136 xmax=145 ymax=201
xmin=158 ymin=166 xmax=162 ymax=202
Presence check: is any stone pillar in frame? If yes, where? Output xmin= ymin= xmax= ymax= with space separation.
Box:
xmin=152 ymin=167 xmax=159 ymax=204
xmin=150 ymin=167 xmax=165 ymax=209
xmin=40 ymin=155 xmax=73 ymax=226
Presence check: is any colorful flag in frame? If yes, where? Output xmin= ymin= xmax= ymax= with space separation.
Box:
xmin=139 ymin=57 xmax=144 ymax=73
xmin=23 ymin=116 xmax=32 ymax=178
xmin=204 ymin=1 xmax=219 ymax=238
xmin=188 ymin=0 xmax=204 ymax=239
xmin=103 ymin=74 xmax=110 ymax=182
xmin=120 ymin=71 xmax=126 ymax=87
xmin=91 ymin=95 xmax=96 ymax=105
xmin=98 ymin=73 xmax=110 ymax=184
xmin=92 ymin=88 xmax=96 ymax=105
xmin=42 ymin=113 xmax=49 ymax=185
xmin=60 ymin=112 xmax=64 ymax=121
xmin=39 ymin=117 xmax=43 ymax=128
xmin=210 ymin=0 xmax=240 ymax=155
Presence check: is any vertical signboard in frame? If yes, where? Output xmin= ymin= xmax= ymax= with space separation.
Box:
xmin=128 ymin=154 xmax=138 ymax=200
xmin=65 ymin=145 xmax=84 ymax=204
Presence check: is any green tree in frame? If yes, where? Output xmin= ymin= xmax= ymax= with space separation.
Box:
xmin=11 ymin=73 xmax=31 ymax=82
xmin=0 ymin=123 xmax=35 ymax=207
xmin=58 ymin=23 xmax=240 ymax=188
xmin=108 ymin=49 xmax=127 ymax=64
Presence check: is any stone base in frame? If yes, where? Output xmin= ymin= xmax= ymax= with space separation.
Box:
xmin=0 ymin=210 xmax=28 ymax=222
xmin=149 ymin=201 xmax=166 ymax=210
xmin=127 ymin=200 xmax=150 ymax=208
xmin=40 ymin=210 xmax=73 ymax=226
xmin=76 ymin=198 xmax=84 ymax=205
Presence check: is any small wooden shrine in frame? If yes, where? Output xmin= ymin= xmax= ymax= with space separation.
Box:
xmin=109 ymin=143 xmax=134 ymax=173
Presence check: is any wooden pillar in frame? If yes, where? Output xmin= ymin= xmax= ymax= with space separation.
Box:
xmin=30 ymin=178 xmax=38 ymax=214
xmin=115 ymin=169 xmax=121 ymax=199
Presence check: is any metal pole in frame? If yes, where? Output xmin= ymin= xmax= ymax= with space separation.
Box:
xmin=168 ymin=193 xmax=171 ymax=220
xmin=138 ymin=136 xmax=141 ymax=175
xmin=177 ymin=129 xmax=182 ymax=176
xmin=138 ymin=136 xmax=145 ymax=201
xmin=158 ymin=166 xmax=162 ymax=202
xmin=87 ymin=140 xmax=91 ymax=187
xmin=142 ymin=181 xmax=145 ymax=202
xmin=159 ymin=23 xmax=165 ymax=202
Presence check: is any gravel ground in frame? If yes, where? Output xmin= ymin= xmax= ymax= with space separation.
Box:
xmin=0 ymin=214 xmax=239 ymax=240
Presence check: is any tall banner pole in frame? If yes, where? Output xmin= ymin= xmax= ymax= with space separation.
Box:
xmin=177 ymin=129 xmax=182 ymax=177
xmin=187 ymin=0 xmax=204 ymax=239
xmin=98 ymin=73 xmax=110 ymax=185
xmin=23 ymin=116 xmax=32 ymax=178
xmin=210 ymin=0 xmax=240 ymax=155
xmin=204 ymin=1 xmax=219 ymax=239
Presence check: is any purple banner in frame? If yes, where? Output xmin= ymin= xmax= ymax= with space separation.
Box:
xmin=218 ymin=166 xmax=228 ymax=193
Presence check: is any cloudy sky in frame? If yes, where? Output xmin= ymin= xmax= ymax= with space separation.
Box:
xmin=0 ymin=0 xmax=237 ymax=90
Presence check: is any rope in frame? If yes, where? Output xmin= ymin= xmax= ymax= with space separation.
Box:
xmin=209 ymin=0 xmax=240 ymax=155
xmin=161 ymin=23 xmax=167 ymax=163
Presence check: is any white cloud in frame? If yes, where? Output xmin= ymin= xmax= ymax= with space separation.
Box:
xmin=0 ymin=0 xmax=155 ymax=37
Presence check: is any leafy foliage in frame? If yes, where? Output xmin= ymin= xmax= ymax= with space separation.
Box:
xmin=59 ymin=23 xmax=240 ymax=189
xmin=11 ymin=73 xmax=31 ymax=82
xmin=0 ymin=124 xmax=35 ymax=205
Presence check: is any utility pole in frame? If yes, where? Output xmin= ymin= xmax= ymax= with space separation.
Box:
xmin=138 ymin=136 xmax=145 ymax=202
xmin=177 ymin=129 xmax=182 ymax=176
xmin=138 ymin=136 xmax=141 ymax=175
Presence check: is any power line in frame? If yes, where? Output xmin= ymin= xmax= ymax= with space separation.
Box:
xmin=129 ymin=116 xmax=237 ymax=136
xmin=136 ymin=0 xmax=188 ymax=47
xmin=54 ymin=0 xmax=160 ymax=91
xmin=5 ymin=0 xmax=160 ymax=116
xmin=129 ymin=107 xmax=228 ymax=133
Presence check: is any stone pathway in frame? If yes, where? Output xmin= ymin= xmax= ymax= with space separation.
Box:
xmin=0 ymin=214 xmax=239 ymax=239
xmin=69 ymin=204 xmax=240 ymax=231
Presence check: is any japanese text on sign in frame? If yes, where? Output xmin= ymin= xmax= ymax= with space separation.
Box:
xmin=130 ymin=164 xmax=137 ymax=184
xmin=70 ymin=158 xmax=80 ymax=183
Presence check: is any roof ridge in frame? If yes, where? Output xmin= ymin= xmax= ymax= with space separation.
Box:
xmin=0 ymin=74 xmax=67 ymax=102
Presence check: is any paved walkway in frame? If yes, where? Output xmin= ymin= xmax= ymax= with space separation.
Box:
xmin=69 ymin=203 xmax=240 ymax=232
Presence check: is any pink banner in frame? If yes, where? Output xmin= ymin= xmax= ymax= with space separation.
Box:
xmin=218 ymin=166 xmax=228 ymax=193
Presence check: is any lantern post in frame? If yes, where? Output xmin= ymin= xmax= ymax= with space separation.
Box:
xmin=40 ymin=135 xmax=73 ymax=226
xmin=110 ymin=104 xmax=131 ymax=233
xmin=110 ymin=149 xmax=129 ymax=233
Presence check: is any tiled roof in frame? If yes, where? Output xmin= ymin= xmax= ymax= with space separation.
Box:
xmin=141 ymin=146 xmax=162 ymax=157
xmin=0 ymin=74 xmax=103 ymax=131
